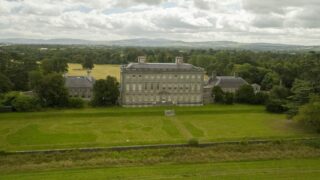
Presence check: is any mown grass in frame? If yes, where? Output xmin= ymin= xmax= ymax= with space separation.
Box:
xmin=67 ymin=63 xmax=120 ymax=80
xmin=0 ymin=105 xmax=316 ymax=151
xmin=0 ymin=140 xmax=320 ymax=178
xmin=2 ymin=158 xmax=320 ymax=180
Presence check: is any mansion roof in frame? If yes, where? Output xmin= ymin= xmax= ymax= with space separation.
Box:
xmin=122 ymin=63 xmax=203 ymax=72
xmin=65 ymin=76 xmax=95 ymax=88
xmin=210 ymin=76 xmax=248 ymax=89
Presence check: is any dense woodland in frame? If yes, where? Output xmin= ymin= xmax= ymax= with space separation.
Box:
xmin=0 ymin=45 xmax=319 ymax=131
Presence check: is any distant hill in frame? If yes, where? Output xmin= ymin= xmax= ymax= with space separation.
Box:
xmin=0 ymin=38 xmax=319 ymax=51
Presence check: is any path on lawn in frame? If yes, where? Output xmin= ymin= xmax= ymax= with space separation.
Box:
xmin=169 ymin=117 xmax=193 ymax=139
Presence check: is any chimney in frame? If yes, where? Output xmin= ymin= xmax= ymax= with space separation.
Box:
xmin=138 ymin=56 xmax=146 ymax=63
xmin=175 ymin=56 xmax=183 ymax=64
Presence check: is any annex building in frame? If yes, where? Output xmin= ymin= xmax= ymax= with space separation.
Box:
xmin=120 ymin=56 xmax=205 ymax=107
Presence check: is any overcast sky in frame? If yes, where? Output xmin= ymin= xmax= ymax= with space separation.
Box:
xmin=0 ymin=0 xmax=319 ymax=45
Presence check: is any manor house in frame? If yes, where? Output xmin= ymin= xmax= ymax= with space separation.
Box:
xmin=120 ymin=56 xmax=205 ymax=107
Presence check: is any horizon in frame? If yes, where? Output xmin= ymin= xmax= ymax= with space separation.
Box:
xmin=1 ymin=0 xmax=320 ymax=46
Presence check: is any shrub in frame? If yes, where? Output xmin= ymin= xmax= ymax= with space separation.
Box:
xmin=68 ymin=97 xmax=85 ymax=108
xmin=224 ymin=92 xmax=234 ymax=105
xmin=212 ymin=86 xmax=225 ymax=103
xmin=266 ymin=99 xmax=288 ymax=113
xmin=295 ymin=97 xmax=320 ymax=133
xmin=235 ymin=84 xmax=255 ymax=104
xmin=252 ymin=92 xmax=268 ymax=105
xmin=188 ymin=138 xmax=199 ymax=146
xmin=1 ymin=91 xmax=19 ymax=106
xmin=11 ymin=95 xmax=40 ymax=112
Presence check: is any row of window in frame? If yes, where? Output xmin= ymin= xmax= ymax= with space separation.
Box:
xmin=125 ymin=95 xmax=202 ymax=103
xmin=125 ymin=83 xmax=201 ymax=92
xmin=126 ymin=74 xmax=202 ymax=80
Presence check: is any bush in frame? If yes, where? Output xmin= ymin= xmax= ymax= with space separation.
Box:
xmin=252 ymin=92 xmax=268 ymax=105
xmin=295 ymin=97 xmax=320 ymax=133
xmin=235 ymin=85 xmax=255 ymax=104
xmin=212 ymin=86 xmax=225 ymax=103
xmin=68 ymin=97 xmax=85 ymax=108
xmin=11 ymin=95 xmax=40 ymax=112
xmin=1 ymin=91 xmax=20 ymax=106
xmin=224 ymin=92 xmax=234 ymax=105
xmin=266 ymin=99 xmax=288 ymax=113
xmin=188 ymin=138 xmax=199 ymax=146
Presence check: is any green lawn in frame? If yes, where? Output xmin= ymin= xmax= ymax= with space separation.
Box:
xmin=0 ymin=105 xmax=315 ymax=151
xmin=1 ymin=158 xmax=320 ymax=179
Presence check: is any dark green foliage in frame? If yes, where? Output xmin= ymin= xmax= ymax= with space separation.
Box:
xmin=296 ymin=96 xmax=320 ymax=133
xmin=11 ymin=95 xmax=40 ymax=112
xmin=235 ymin=85 xmax=255 ymax=104
xmin=33 ymin=73 xmax=69 ymax=107
xmin=41 ymin=56 xmax=68 ymax=74
xmin=266 ymin=99 xmax=288 ymax=113
xmin=1 ymin=91 xmax=20 ymax=106
xmin=82 ymin=56 xmax=94 ymax=70
xmin=252 ymin=92 xmax=268 ymax=105
xmin=68 ymin=97 xmax=85 ymax=108
xmin=291 ymin=79 xmax=313 ymax=105
xmin=261 ymin=72 xmax=280 ymax=90
xmin=0 ymin=73 xmax=13 ymax=93
xmin=269 ymin=86 xmax=290 ymax=100
xmin=92 ymin=76 xmax=119 ymax=106
xmin=212 ymin=86 xmax=225 ymax=103
xmin=224 ymin=92 xmax=234 ymax=105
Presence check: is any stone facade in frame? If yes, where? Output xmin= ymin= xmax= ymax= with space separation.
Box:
xmin=120 ymin=56 xmax=205 ymax=107
xmin=65 ymin=72 xmax=95 ymax=100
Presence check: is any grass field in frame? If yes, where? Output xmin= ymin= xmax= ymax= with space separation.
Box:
xmin=0 ymin=105 xmax=315 ymax=151
xmin=68 ymin=63 xmax=120 ymax=80
xmin=1 ymin=158 xmax=320 ymax=179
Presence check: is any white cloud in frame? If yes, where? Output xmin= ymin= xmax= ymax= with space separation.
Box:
xmin=0 ymin=0 xmax=319 ymax=45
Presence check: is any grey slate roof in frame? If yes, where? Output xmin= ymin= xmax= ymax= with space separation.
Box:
xmin=124 ymin=63 xmax=202 ymax=71
xmin=212 ymin=76 xmax=248 ymax=89
xmin=65 ymin=76 xmax=95 ymax=88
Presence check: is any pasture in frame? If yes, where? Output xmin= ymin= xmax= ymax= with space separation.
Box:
xmin=67 ymin=63 xmax=120 ymax=80
xmin=0 ymin=105 xmax=315 ymax=151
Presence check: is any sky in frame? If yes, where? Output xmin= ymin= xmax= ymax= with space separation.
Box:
xmin=0 ymin=0 xmax=319 ymax=45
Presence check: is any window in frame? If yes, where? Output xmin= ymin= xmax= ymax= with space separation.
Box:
xmin=138 ymin=84 xmax=142 ymax=91
xmin=132 ymin=84 xmax=136 ymax=91
xmin=126 ymin=84 xmax=130 ymax=91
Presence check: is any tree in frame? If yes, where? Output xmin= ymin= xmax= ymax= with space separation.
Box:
xmin=82 ymin=56 xmax=94 ymax=70
xmin=0 ymin=73 xmax=13 ymax=93
xmin=291 ymin=79 xmax=313 ymax=105
xmin=34 ymin=73 xmax=69 ymax=107
xmin=41 ymin=56 xmax=68 ymax=74
xmin=261 ymin=72 xmax=280 ymax=90
xmin=269 ymin=85 xmax=290 ymax=100
xmin=92 ymin=76 xmax=119 ymax=106
xmin=295 ymin=96 xmax=320 ymax=133
xmin=235 ymin=84 xmax=255 ymax=104
xmin=212 ymin=86 xmax=225 ymax=103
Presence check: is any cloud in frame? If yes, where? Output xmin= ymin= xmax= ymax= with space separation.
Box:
xmin=0 ymin=0 xmax=319 ymax=45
